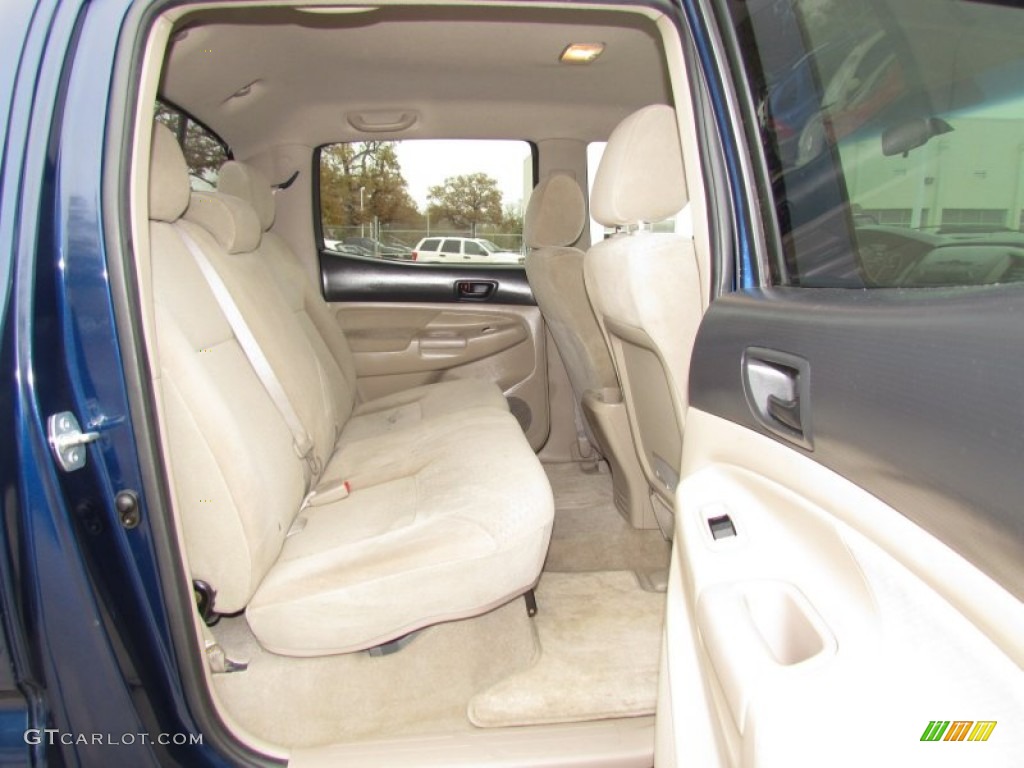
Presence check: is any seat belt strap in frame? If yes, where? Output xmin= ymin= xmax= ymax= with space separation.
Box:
xmin=570 ymin=395 xmax=600 ymax=463
xmin=176 ymin=226 xmax=322 ymax=480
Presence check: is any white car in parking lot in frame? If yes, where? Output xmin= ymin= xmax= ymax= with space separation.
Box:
xmin=412 ymin=236 xmax=523 ymax=264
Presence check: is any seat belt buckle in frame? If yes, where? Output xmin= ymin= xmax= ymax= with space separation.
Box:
xmin=301 ymin=479 xmax=351 ymax=509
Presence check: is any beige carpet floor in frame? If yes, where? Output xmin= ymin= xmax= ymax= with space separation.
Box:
xmin=542 ymin=462 xmax=671 ymax=574
xmin=468 ymin=570 xmax=664 ymax=727
xmin=210 ymin=462 xmax=669 ymax=747
xmin=212 ymin=598 xmax=536 ymax=747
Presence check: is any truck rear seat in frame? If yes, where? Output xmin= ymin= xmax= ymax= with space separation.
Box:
xmin=215 ymin=158 xmax=512 ymax=446
xmin=147 ymin=124 xmax=554 ymax=656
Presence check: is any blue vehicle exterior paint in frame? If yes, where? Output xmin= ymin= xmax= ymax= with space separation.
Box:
xmin=2 ymin=1 xmax=65 ymax=764
xmin=10 ymin=0 xmax=156 ymax=761
xmin=675 ymin=0 xmax=755 ymax=290
xmin=2 ymin=0 xmax=236 ymax=764
xmin=1 ymin=0 xmax=748 ymax=764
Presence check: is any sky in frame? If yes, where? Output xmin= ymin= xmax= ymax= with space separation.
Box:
xmin=394 ymin=140 xmax=533 ymax=211
xmin=391 ymin=140 xmax=692 ymax=240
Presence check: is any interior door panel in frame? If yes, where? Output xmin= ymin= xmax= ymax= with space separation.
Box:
xmin=660 ymin=410 xmax=1024 ymax=768
xmin=316 ymin=250 xmax=550 ymax=449
xmin=320 ymin=253 xmax=534 ymax=305
xmin=689 ymin=287 xmax=1024 ymax=599
xmin=336 ymin=303 xmax=549 ymax=449
xmin=661 ymin=290 xmax=1024 ymax=768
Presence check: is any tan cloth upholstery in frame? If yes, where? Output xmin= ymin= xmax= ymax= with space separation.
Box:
xmin=590 ymin=104 xmax=688 ymax=227
xmin=217 ymin=160 xmax=508 ymax=420
xmin=149 ymin=126 xmax=191 ymax=222
xmin=185 ymin=191 xmax=262 ymax=254
xmin=217 ymin=160 xmax=276 ymax=231
xmin=148 ymin=125 xmax=553 ymax=655
xmin=249 ymin=409 xmax=553 ymax=655
xmin=524 ymin=171 xmax=588 ymax=249
xmin=524 ymin=173 xmax=617 ymax=405
xmin=584 ymin=105 xmax=702 ymax=515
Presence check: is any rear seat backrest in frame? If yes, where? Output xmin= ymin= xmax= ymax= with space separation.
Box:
xmin=148 ymin=125 xmax=305 ymax=610
xmin=218 ymin=161 xmax=360 ymax=413
xmin=216 ymin=160 xmax=514 ymax=441
xmin=181 ymin=191 xmax=348 ymax=461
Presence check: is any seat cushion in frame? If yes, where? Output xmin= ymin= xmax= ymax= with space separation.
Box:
xmin=247 ymin=410 xmax=554 ymax=655
xmin=342 ymin=378 xmax=509 ymax=445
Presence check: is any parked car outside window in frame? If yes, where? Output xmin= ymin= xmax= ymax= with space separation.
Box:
xmin=413 ymin=236 xmax=524 ymax=264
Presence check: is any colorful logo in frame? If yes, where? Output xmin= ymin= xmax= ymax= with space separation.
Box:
xmin=921 ymin=721 xmax=997 ymax=742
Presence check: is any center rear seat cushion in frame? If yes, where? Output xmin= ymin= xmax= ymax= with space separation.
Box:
xmin=148 ymin=124 xmax=553 ymax=655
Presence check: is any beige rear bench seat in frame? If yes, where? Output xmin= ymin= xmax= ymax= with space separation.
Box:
xmin=147 ymin=124 xmax=553 ymax=655
xmin=249 ymin=408 xmax=553 ymax=655
xmin=215 ymin=159 xmax=510 ymax=446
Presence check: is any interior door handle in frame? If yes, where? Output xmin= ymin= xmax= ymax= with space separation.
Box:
xmin=766 ymin=393 xmax=802 ymax=432
xmin=743 ymin=348 xmax=812 ymax=449
xmin=455 ymin=280 xmax=496 ymax=301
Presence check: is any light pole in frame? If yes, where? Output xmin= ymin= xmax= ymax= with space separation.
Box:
xmin=359 ymin=186 xmax=366 ymax=238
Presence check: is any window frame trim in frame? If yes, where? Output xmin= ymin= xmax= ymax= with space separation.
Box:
xmin=155 ymin=96 xmax=233 ymax=164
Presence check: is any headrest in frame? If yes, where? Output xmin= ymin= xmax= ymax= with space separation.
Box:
xmin=183 ymin=191 xmax=262 ymax=254
xmin=149 ymin=123 xmax=191 ymax=223
xmin=524 ymin=172 xmax=587 ymax=249
xmin=218 ymin=161 xmax=275 ymax=231
xmin=591 ymin=104 xmax=688 ymax=228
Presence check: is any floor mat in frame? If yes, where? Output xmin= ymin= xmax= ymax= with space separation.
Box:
xmin=468 ymin=570 xmax=664 ymax=727
xmin=543 ymin=462 xmax=671 ymax=573
xmin=212 ymin=598 xmax=536 ymax=747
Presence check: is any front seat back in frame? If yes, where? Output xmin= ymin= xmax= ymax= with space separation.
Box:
xmin=583 ymin=104 xmax=704 ymax=535
xmin=523 ymin=173 xmax=616 ymax=439
xmin=524 ymin=171 xmax=658 ymax=529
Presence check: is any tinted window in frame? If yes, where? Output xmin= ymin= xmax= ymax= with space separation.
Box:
xmin=440 ymin=239 xmax=462 ymax=254
xmin=419 ymin=238 xmax=441 ymax=251
xmin=732 ymin=0 xmax=1024 ymax=288
xmin=465 ymin=241 xmax=487 ymax=256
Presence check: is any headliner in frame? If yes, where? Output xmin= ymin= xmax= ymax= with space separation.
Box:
xmin=160 ymin=3 xmax=673 ymax=156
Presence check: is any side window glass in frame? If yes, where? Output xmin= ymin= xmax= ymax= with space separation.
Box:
xmin=318 ymin=140 xmax=533 ymax=266
xmin=154 ymin=101 xmax=229 ymax=190
xmin=732 ymin=0 xmax=1024 ymax=288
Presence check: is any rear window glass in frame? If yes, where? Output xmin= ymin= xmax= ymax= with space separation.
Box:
xmin=318 ymin=140 xmax=533 ymax=264
xmin=154 ymin=100 xmax=229 ymax=190
xmin=732 ymin=0 xmax=1024 ymax=288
